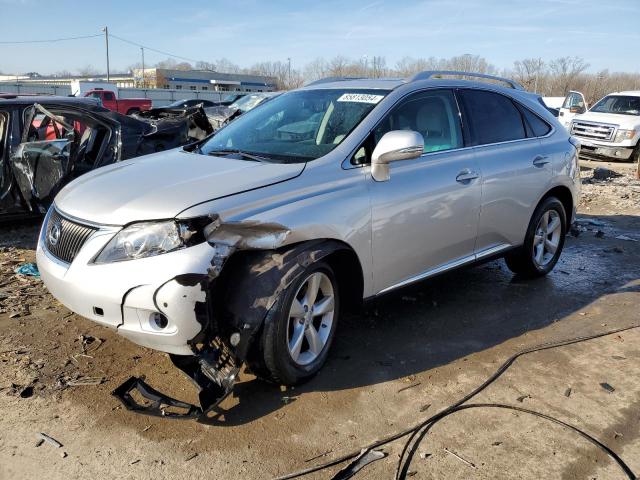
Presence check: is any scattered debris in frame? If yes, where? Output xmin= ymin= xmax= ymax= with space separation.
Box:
xmin=34 ymin=438 xmax=45 ymax=447
xmin=516 ymin=394 xmax=530 ymax=403
xmin=397 ymin=382 xmax=421 ymax=393
xmin=304 ymin=450 xmax=333 ymax=463
xmin=600 ymin=382 xmax=616 ymax=393
xmin=492 ymin=441 xmax=503 ymax=447
xmin=130 ymin=459 xmax=141 ymax=465
xmin=60 ymin=451 xmax=67 ymax=459
xmin=419 ymin=404 xmax=431 ymax=413
xmin=592 ymin=167 xmax=620 ymax=181
xmin=14 ymin=263 xmax=40 ymax=277
xmin=184 ymin=452 xmax=198 ymax=462
xmin=142 ymin=425 xmax=153 ymax=433
xmin=444 ymin=447 xmax=476 ymax=469
xmin=330 ymin=449 xmax=387 ymax=480
xmin=419 ymin=452 xmax=432 ymax=459
xmin=79 ymin=335 xmax=103 ymax=354
xmin=66 ymin=376 xmax=104 ymax=386
xmin=37 ymin=432 xmax=63 ymax=448
xmin=19 ymin=385 xmax=34 ymax=398
xmin=611 ymin=355 xmax=626 ymax=360
xmin=564 ymin=387 xmax=572 ymax=398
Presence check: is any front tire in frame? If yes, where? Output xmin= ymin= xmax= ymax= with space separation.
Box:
xmin=505 ymin=197 xmax=567 ymax=277
xmin=255 ymin=262 xmax=339 ymax=385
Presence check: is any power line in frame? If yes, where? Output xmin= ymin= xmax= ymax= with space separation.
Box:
xmin=108 ymin=33 xmax=202 ymax=64
xmin=0 ymin=34 xmax=102 ymax=44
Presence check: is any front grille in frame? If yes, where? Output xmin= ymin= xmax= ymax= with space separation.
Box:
xmin=45 ymin=209 xmax=97 ymax=263
xmin=571 ymin=121 xmax=616 ymax=142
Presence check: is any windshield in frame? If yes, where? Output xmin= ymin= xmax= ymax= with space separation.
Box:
xmin=200 ymin=89 xmax=389 ymax=163
xmin=229 ymin=94 xmax=267 ymax=112
xmin=591 ymin=95 xmax=640 ymax=116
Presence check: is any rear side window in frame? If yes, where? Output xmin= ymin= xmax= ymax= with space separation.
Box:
xmin=520 ymin=107 xmax=551 ymax=137
xmin=459 ymin=90 xmax=526 ymax=146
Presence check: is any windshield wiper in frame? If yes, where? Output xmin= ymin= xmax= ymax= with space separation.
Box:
xmin=206 ymin=149 xmax=270 ymax=162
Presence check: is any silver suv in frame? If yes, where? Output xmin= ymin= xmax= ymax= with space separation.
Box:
xmin=37 ymin=71 xmax=580 ymax=417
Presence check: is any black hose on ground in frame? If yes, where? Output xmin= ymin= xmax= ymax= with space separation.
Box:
xmin=272 ymin=324 xmax=639 ymax=480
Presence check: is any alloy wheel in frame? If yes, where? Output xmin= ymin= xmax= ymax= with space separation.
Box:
xmin=287 ymin=271 xmax=335 ymax=366
xmin=532 ymin=209 xmax=561 ymax=267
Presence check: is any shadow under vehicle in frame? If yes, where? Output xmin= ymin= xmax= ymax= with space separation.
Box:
xmin=0 ymin=95 xmax=212 ymax=221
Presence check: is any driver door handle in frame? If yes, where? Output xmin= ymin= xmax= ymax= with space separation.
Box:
xmin=456 ymin=170 xmax=480 ymax=183
xmin=533 ymin=155 xmax=550 ymax=167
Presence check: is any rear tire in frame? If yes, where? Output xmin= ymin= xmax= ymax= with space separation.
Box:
xmin=505 ymin=197 xmax=567 ymax=277
xmin=253 ymin=261 xmax=340 ymax=385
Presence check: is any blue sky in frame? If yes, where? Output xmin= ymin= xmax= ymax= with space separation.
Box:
xmin=1 ymin=0 xmax=639 ymax=75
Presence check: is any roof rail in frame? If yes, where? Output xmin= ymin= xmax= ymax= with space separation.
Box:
xmin=306 ymin=76 xmax=367 ymax=86
xmin=409 ymin=70 xmax=524 ymax=90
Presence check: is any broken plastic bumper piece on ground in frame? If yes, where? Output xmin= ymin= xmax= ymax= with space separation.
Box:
xmin=112 ymin=350 xmax=239 ymax=420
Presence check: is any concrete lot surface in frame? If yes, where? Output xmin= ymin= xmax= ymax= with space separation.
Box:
xmin=1 ymin=161 xmax=639 ymax=479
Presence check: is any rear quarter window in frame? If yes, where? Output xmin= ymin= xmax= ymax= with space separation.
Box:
xmin=520 ymin=107 xmax=551 ymax=137
xmin=459 ymin=89 xmax=527 ymax=146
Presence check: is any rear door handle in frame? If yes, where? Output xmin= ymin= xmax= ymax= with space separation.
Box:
xmin=533 ymin=155 xmax=550 ymax=167
xmin=456 ymin=170 xmax=480 ymax=183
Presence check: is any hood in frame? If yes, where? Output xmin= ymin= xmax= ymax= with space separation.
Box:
xmin=573 ymin=111 xmax=640 ymax=128
xmin=55 ymin=149 xmax=304 ymax=225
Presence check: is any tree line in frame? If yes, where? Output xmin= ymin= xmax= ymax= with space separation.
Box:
xmin=51 ymin=54 xmax=640 ymax=104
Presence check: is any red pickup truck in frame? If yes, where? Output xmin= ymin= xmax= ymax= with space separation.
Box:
xmin=84 ymin=89 xmax=152 ymax=115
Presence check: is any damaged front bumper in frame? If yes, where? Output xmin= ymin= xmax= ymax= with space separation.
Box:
xmin=38 ymin=206 xmax=351 ymax=420
xmin=577 ymin=140 xmax=634 ymax=161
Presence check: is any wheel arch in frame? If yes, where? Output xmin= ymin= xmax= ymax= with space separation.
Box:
xmin=538 ymin=185 xmax=574 ymax=224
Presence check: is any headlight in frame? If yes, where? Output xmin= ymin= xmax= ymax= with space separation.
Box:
xmin=614 ymin=129 xmax=636 ymax=143
xmin=94 ymin=220 xmax=200 ymax=264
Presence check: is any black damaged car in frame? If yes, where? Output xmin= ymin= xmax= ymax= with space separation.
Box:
xmin=0 ymin=94 xmax=213 ymax=220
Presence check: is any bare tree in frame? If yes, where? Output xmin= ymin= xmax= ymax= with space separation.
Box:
xmin=549 ymin=56 xmax=589 ymax=95
xmin=77 ymin=65 xmax=99 ymax=76
xmin=215 ymin=58 xmax=241 ymax=74
xmin=513 ymin=58 xmax=546 ymax=92
xmin=195 ymin=61 xmax=216 ymax=71
xmin=327 ymin=55 xmax=351 ymax=77
xmin=303 ymin=57 xmax=329 ymax=82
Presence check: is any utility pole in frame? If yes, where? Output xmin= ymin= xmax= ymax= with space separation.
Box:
xmin=140 ymin=47 xmax=145 ymax=88
xmin=102 ymin=26 xmax=110 ymax=82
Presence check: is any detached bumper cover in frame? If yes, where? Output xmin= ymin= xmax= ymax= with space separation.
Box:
xmin=113 ymin=352 xmax=238 ymax=420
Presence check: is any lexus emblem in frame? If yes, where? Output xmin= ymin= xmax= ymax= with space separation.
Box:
xmin=48 ymin=222 xmax=61 ymax=246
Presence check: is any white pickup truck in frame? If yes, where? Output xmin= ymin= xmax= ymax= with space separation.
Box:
xmin=568 ymin=91 xmax=640 ymax=164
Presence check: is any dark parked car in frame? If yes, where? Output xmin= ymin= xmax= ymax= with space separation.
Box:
xmin=165 ymin=98 xmax=217 ymax=109
xmin=165 ymin=94 xmax=243 ymax=109
xmin=0 ymin=95 xmax=211 ymax=220
xmin=204 ymin=92 xmax=280 ymax=130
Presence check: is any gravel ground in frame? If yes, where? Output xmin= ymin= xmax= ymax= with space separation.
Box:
xmin=0 ymin=160 xmax=639 ymax=479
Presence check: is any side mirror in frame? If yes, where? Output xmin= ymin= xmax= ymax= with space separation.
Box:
xmin=371 ymin=130 xmax=424 ymax=182
xmin=570 ymin=106 xmax=585 ymax=114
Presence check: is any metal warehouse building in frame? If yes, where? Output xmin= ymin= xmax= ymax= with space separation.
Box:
xmin=138 ymin=68 xmax=277 ymax=92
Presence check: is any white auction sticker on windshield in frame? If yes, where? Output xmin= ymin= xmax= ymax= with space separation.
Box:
xmin=337 ymin=93 xmax=384 ymax=104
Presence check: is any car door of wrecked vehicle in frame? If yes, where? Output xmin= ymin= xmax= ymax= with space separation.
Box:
xmin=368 ymin=89 xmax=482 ymax=293
xmin=9 ymin=103 xmax=121 ymax=213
